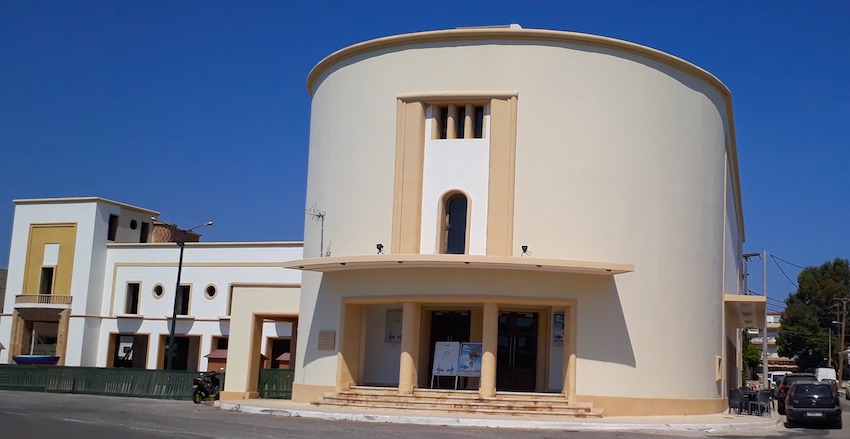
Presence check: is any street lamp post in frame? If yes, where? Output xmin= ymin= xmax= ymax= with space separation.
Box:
xmin=165 ymin=221 xmax=213 ymax=370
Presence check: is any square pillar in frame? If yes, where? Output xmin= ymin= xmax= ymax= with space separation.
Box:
xmin=479 ymin=302 xmax=498 ymax=398
xmin=336 ymin=303 xmax=365 ymax=392
xmin=562 ymin=302 xmax=577 ymax=404
xmin=398 ymin=302 xmax=421 ymax=395
xmin=10 ymin=311 xmax=25 ymax=359
xmin=56 ymin=309 xmax=70 ymax=366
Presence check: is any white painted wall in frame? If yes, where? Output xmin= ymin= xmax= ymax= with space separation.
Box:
xmin=0 ymin=197 xmax=304 ymax=369
xmin=419 ymin=110 xmax=490 ymax=255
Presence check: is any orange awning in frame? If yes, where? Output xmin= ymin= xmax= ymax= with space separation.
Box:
xmin=205 ymin=349 xmax=227 ymax=359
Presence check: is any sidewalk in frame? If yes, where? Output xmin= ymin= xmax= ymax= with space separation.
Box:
xmin=216 ymin=399 xmax=780 ymax=433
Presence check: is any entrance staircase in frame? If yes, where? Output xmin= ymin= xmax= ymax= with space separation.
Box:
xmin=315 ymin=386 xmax=603 ymax=418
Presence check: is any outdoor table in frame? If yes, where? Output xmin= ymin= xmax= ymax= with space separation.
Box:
xmin=741 ymin=389 xmax=758 ymax=414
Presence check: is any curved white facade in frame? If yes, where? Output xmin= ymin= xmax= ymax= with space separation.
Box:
xmin=290 ymin=27 xmax=751 ymax=416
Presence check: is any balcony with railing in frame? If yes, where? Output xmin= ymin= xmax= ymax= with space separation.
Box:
xmin=15 ymin=294 xmax=72 ymax=308
xmin=750 ymin=336 xmax=777 ymax=345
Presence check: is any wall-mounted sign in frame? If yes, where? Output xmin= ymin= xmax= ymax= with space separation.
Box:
xmin=553 ymin=313 xmax=564 ymax=346
xmin=318 ymin=330 xmax=336 ymax=351
xmin=385 ymin=309 xmax=402 ymax=343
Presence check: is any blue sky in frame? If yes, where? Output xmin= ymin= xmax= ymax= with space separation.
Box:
xmin=1 ymin=1 xmax=848 ymax=311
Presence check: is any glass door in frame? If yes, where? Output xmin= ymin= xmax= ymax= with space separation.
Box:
xmin=497 ymin=312 xmax=538 ymax=391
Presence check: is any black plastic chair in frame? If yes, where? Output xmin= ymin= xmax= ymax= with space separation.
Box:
xmin=728 ymin=388 xmax=744 ymax=414
xmin=749 ymin=389 xmax=771 ymax=416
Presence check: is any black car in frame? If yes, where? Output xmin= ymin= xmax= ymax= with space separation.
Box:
xmin=785 ymin=381 xmax=842 ymax=428
xmin=777 ymin=373 xmax=817 ymax=415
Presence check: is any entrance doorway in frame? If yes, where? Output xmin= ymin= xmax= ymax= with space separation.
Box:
xmin=497 ymin=311 xmax=538 ymax=391
xmin=429 ymin=311 xmax=470 ymax=388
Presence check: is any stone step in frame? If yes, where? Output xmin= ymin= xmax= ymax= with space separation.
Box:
xmin=319 ymin=386 xmax=603 ymax=418
xmin=332 ymin=393 xmax=581 ymax=410
xmin=316 ymin=398 xmax=603 ymax=417
xmin=341 ymin=387 xmax=593 ymax=408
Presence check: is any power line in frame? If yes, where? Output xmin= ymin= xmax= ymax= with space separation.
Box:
xmin=770 ymin=255 xmax=799 ymax=289
xmin=771 ymin=254 xmax=808 ymax=270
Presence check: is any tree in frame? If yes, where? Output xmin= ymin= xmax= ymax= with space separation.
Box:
xmin=776 ymin=258 xmax=850 ymax=371
xmin=742 ymin=332 xmax=761 ymax=380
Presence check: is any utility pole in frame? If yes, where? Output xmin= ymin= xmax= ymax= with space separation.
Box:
xmin=742 ymin=253 xmax=759 ymax=295
xmin=836 ymin=298 xmax=850 ymax=387
xmin=762 ymin=251 xmax=768 ymax=390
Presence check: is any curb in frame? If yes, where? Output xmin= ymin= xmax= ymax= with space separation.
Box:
xmin=216 ymin=402 xmax=781 ymax=432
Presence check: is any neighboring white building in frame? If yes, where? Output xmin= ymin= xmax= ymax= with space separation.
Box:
xmin=0 ymin=197 xmax=302 ymax=372
xmin=750 ymin=312 xmax=795 ymax=372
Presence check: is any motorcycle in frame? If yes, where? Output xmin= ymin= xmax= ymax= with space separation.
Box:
xmin=192 ymin=369 xmax=223 ymax=404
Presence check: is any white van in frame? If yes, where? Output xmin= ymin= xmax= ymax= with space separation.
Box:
xmin=815 ymin=367 xmax=837 ymax=382
xmin=769 ymin=371 xmax=789 ymax=388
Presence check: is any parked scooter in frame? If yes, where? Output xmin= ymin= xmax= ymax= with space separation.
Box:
xmin=192 ymin=368 xmax=223 ymax=403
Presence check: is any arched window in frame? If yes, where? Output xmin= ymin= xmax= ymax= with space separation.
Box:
xmin=442 ymin=193 xmax=468 ymax=254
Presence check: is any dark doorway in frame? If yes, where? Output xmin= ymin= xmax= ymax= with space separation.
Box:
xmin=111 ymin=334 xmax=148 ymax=368
xmin=160 ymin=336 xmax=199 ymax=371
xmin=270 ymin=339 xmax=291 ymax=369
xmin=429 ymin=311 xmax=470 ymax=387
xmin=497 ymin=312 xmax=538 ymax=391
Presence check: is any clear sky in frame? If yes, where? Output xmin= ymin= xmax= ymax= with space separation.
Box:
xmin=1 ymin=1 xmax=848 ymax=312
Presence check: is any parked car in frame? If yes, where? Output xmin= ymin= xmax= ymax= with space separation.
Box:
xmin=785 ymin=381 xmax=842 ymax=429
xmin=777 ymin=373 xmax=817 ymax=415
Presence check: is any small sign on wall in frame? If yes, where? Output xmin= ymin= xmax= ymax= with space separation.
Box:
xmin=553 ymin=313 xmax=564 ymax=346
xmin=318 ymin=330 xmax=336 ymax=351
xmin=385 ymin=309 xmax=402 ymax=343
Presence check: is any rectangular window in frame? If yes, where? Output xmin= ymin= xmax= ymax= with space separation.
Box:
xmin=125 ymin=282 xmax=140 ymax=314
xmin=39 ymin=267 xmax=55 ymax=295
xmin=108 ymin=214 xmax=119 ymax=241
xmin=215 ymin=337 xmax=229 ymax=350
xmin=139 ymin=222 xmax=150 ymax=243
xmin=177 ymin=285 xmax=191 ymax=315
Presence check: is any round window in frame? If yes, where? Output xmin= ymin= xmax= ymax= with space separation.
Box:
xmin=130 ymin=219 xmax=138 ymax=230
xmin=152 ymin=284 xmax=164 ymax=299
xmin=204 ymin=284 xmax=217 ymax=300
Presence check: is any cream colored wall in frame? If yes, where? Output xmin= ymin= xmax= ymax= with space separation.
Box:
xmin=301 ymin=31 xmax=740 ymax=402
xmin=361 ymin=304 xmax=401 ymax=385
xmin=224 ymin=285 xmax=300 ymax=394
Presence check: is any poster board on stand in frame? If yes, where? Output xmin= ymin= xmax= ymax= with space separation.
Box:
xmin=431 ymin=341 xmax=460 ymax=388
xmin=457 ymin=342 xmax=482 ymax=377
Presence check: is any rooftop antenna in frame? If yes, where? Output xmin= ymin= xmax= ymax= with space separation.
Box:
xmin=306 ymin=204 xmax=326 ymax=257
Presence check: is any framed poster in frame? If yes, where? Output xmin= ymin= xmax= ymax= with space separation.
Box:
xmin=553 ymin=313 xmax=564 ymax=346
xmin=457 ymin=342 xmax=482 ymax=377
xmin=431 ymin=341 xmax=460 ymax=376
xmin=385 ymin=309 xmax=402 ymax=343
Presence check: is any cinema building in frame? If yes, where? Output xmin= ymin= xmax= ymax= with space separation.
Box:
xmin=237 ymin=25 xmax=764 ymax=416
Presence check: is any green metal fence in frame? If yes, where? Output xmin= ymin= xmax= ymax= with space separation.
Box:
xmin=0 ymin=365 xmax=197 ymax=400
xmin=257 ymin=368 xmax=295 ymax=399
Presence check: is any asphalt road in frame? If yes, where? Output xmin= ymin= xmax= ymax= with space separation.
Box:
xmin=1 ymin=391 xmax=849 ymax=439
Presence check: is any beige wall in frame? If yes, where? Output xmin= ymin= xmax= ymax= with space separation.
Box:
xmin=222 ymin=285 xmax=300 ymax=398
xmin=299 ymin=29 xmax=742 ymax=408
